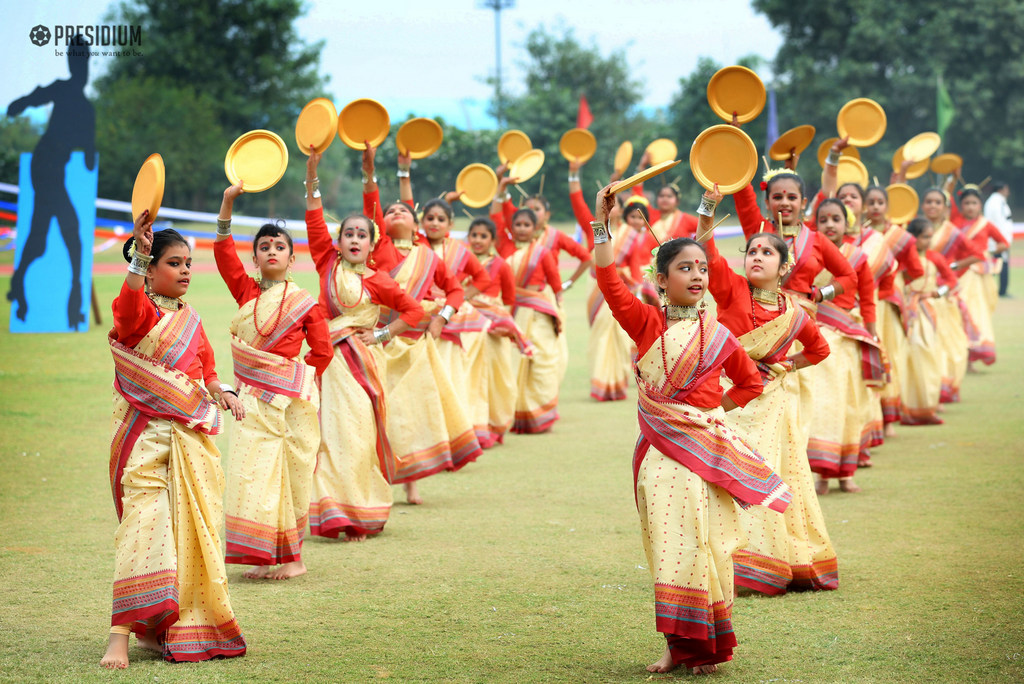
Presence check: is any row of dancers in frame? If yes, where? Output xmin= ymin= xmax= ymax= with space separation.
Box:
xmin=101 ymin=133 xmax=1006 ymax=674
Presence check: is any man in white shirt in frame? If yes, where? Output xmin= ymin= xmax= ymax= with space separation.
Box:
xmin=984 ymin=182 xmax=1012 ymax=297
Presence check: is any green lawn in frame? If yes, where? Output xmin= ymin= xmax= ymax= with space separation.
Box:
xmin=0 ymin=239 xmax=1022 ymax=683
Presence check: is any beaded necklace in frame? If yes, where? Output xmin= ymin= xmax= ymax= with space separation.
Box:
xmin=253 ymin=281 xmax=288 ymax=337
xmin=660 ymin=309 xmax=706 ymax=392
xmin=748 ymin=283 xmax=784 ymax=330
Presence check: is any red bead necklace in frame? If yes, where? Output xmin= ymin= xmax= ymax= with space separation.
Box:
xmin=748 ymin=284 xmax=784 ymax=330
xmin=660 ymin=309 xmax=706 ymax=392
xmin=254 ymin=280 xmax=288 ymax=337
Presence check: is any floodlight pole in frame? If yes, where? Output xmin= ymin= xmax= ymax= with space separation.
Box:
xmin=478 ymin=0 xmax=515 ymax=126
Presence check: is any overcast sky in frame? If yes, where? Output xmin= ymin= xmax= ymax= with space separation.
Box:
xmin=3 ymin=0 xmax=783 ymax=128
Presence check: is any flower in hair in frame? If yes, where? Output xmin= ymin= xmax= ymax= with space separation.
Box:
xmin=761 ymin=167 xmax=794 ymax=188
xmin=644 ymin=246 xmax=660 ymax=282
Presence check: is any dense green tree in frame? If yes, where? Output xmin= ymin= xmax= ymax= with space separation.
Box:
xmin=751 ymin=0 xmax=1024 ymax=196
xmin=93 ymin=0 xmax=328 ymax=215
xmin=494 ymin=27 xmax=660 ymax=219
xmin=0 ymin=116 xmax=42 ymax=187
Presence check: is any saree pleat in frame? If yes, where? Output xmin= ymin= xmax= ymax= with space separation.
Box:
xmin=512 ymin=305 xmax=560 ymax=433
xmin=587 ymin=293 xmax=632 ymax=401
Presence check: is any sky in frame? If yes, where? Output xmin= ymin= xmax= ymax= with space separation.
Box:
xmin=1 ymin=0 xmax=783 ymax=129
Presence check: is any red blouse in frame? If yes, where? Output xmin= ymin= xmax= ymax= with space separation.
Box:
xmin=433 ymin=240 xmax=492 ymax=293
xmin=479 ymin=254 xmax=517 ymax=305
xmin=495 ymin=198 xmax=591 ymax=263
xmin=832 ymin=248 xmax=877 ymax=324
xmin=732 ymin=183 xmax=856 ymax=299
xmin=704 ymin=237 xmax=830 ymax=364
xmin=926 ymin=250 xmax=959 ymax=289
xmin=867 ymin=227 xmax=925 ymax=301
xmin=490 ymin=210 xmax=563 ymax=292
xmin=111 ymin=282 xmax=219 ymax=385
xmin=595 ymin=264 xmax=762 ymax=409
xmin=305 ymin=207 xmax=425 ymax=329
xmin=213 ymin=238 xmax=333 ymax=376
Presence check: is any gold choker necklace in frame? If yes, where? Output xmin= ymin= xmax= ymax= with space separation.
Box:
xmin=750 ymin=285 xmax=778 ymax=304
xmin=149 ymin=293 xmax=181 ymax=311
xmin=665 ymin=305 xmax=699 ymax=320
xmin=515 ymin=240 xmax=532 ymax=249
xmin=394 ymin=239 xmax=415 ymax=250
xmin=779 ymin=224 xmax=800 ymax=237
xmin=339 ymin=260 xmax=366 ymax=274
xmin=259 ymin=277 xmax=287 ymax=291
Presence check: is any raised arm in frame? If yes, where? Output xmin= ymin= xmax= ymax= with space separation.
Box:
xmin=213 ymin=182 xmax=252 ymax=303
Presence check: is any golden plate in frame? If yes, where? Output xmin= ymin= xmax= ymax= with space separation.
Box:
xmin=645 ymin=138 xmax=678 ymax=166
xmin=816 ymin=137 xmax=860 ymax=167
xmin=498 ymin=130 xmax=532 ymax=164
xmin=769 ymin=125 xmax=816 ymax=160
xmin=131 ymin=153 xmax=164 ymax=221
xmin=396 ymin=117 xmax=444 ymax=159
xmin=891 ymin=147 xmax=930 ymax=180
xmin=559 ymin=128 xmax=597 ymax=163
xmin=836 ymin=156 xmax=869 ymax=189
xmin=613 ymin=141 xmax=633 ymax=174
xmin=706 ymin=65 xmax=766 ymax=124
xmin=456 ymin=163 xmax=498 ymax=208
xmin=689 ymin=124 xmax=758 ymax=194
xmin=836 ymin=98 xmax=887 ymax=147
xmin=609 ymin=159 xmax=681 ymax=195
xmin=886 ymin=183 xmax=919 ymax=225
xmin=931 ymin=153 xmax=963 ymax=175
xmin=508 ymin=148 xmax=545 ymax=184
xmin=902 ymin=132 xmax=941 ymax=163
xmin=295 ymin=97 xmax=337 ymax=155
xmin=337 ymin=98 xmax=390 ymax=150
xmin=224 ymin=130 xmax=288 ymax=193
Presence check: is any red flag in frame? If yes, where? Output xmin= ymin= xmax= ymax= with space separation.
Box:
xmin=576 ymin=94 xmax=593 ymax=129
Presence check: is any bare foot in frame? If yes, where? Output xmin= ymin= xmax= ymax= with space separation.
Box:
xmin=646 ymin=646 xmax=677 ymax=673
xmin=268 ymin=560 xmax=307 ymax=580
xmin=405 ymin=481 xmax=423 ymax=505
xmin=967 ymin=362 xmax=979 ymax=374
xmin=936 ymin=403 xmax=946 ymax=413
xmin=815 ymin=478 xmax=829 ymax=496
xmin=343 ymin=532 xmax=368 ymax=542
xmin=137 ymin=628 xmax=161 ymax=653
xmin=243 ymin=565 xmax=271 ymax=579
xmin=858 ymin=457 xmax=873 ymax=468
xmin=839 ymin=478 xmax=862 ymax=493
xmin=100 ymin=633 xmax=130 ymax=669
xmin=884 ymin=423 xmax=897 ymax=438
xmin=693 ymin=663 xmax=719 ymax=675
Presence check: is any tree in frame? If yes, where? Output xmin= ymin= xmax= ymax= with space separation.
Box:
xmin=494 ymin=26 xmax=653 ymax=219
xmin=0 ymin=116 xmax=42 ymax=186
xmin=93 ymin=0 xmax=328 ymax=216
xmin=751 ymin=0 xmax=1024 ymax=196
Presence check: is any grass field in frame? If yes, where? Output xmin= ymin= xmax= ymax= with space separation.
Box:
xmin=0 ymin=233 xmax=1022 ymax=683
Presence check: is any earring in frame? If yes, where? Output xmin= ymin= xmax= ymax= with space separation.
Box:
xmin=286 ymin=268 xmax=294 ymax=283
xmin=254 ymin=270 xmax=262 ymax=284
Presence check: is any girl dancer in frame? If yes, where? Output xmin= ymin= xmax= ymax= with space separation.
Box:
xmin=592 ymin=184 xmax=789 ymax=675
xmin=215 ymin=182 xmax=332 ymax=578
xmin=304 ymin=150 xmax=424 ymax=538
xmin=697 ymin=187 xmax=837 ymax=594
xmin=102 ymin=213 xmax=246 ymax=668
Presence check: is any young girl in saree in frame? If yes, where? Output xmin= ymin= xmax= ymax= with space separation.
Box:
xmin=465 ymin=217 xmax=534 ymax=445
xmin=949 ymin=186 xmax=1009 ymax=367
xmin=488 ymin=200 xmax=564 ymax=433
xmin=302 ymin=150 xmax=425 ymax=530
xmin=900 ymin=218 xmax=962 ymax=425
xmin=697 ymin=186 xmax=836 ymax=595
xmin=568 ymin=158 xmax=646 ymax=401
xmin=214 ymin=182 xmax=332 ymax=579
xmin=101 ymin=214 xmax=246 ymax=668
xmin=922 ymin=188 xmax=983 ymax=402
xmin=858 ymin=185 xmax=924 ymax=437
xmin=803 ymin=199 xmax=884 ymax=494
xmin=359 ymin=148 xmax=483 ymax=504
xmin=591 ymin=185 xmax=790 ymax=675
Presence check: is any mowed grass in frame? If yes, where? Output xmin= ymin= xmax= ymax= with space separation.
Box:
xmin=0 ymin=233 xmax=1022 ymax=683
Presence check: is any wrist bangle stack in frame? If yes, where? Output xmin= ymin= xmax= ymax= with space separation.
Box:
xmin=128 ymin=251 xmax=153 ymax=276
xmin=826 ymin=149 xmax=841 ymax=167
xmin=216 ymin=218 xmax=232 ymax=236
xmin=439 ymin=304 xmax=457 ymax=323
xmin=373 ymin=327 xmax=392 ymax=344
xmin=591 ymin=221 xmax=610 ymax=245
xmin=396 ymin=169 xmax=410 ymax=178
xmin=936 ymin=284 xmax=950 ymax=297
xmin=567 ymin=174 xmax=580 ymax=183
xmin=362 ymin=172 xmax=377 ymax=185
xmin=819 ymin=284 xmax=836 ymax=301
xmin=502 ymin=192 xmax=512 ymax=203
xmin=696 ymin=195 xmax=718 ymax=217
xmin=304 ymin=177 xmax=321 ymax=199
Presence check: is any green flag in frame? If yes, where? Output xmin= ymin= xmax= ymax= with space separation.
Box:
xmin=937 ymin=75 xmax=955 ymax=139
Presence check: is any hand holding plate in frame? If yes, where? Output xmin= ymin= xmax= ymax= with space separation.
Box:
xmin=362 ymin=142 xmax=376 ymax=175
xmin=397 ymin=150 xmax=412 ymax=171
xmin=730 ymin=113 xmax=741 ymax=128
xmin=224 ymin=181 xmax=244 ymax=202
xmin=637 ymin=150 xmax=651 ymax=170
xmin=443 ymin=190 xmax=464 ymax=204
xmin=832 ymin=136 xmax=850 ymax=153
xmin=305 ymin=146 xmax=321 ymax=179
xmin=498 ymin=175 xmax=520 ymax=192
xmin=568 ymin=158 xmax=581 ymax=173
xmin=595 ymin=183 xmax=617 ymax=223
xmin=495 ymin=162 xmax=509 ymax=178
xmin=784 ymin=149 xmax=800 ymax=171
xmin=133 ymin=210 xmax=153 ymax=256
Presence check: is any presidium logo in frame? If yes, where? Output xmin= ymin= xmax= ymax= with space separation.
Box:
xmin=29 ymin=24 xmax=143 ymax=48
